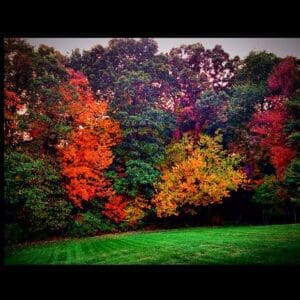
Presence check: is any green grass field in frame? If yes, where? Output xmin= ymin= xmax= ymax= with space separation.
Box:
xmin=4 ymin=224 xmax=300 ymax=265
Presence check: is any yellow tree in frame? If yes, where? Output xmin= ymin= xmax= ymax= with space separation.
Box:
xmin=153 ymin=132 xmax=247 ymax=217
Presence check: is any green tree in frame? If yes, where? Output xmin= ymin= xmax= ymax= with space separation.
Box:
xmin=108 ymin=108 xmax=176 ymax=201
xmin=4 ymin=151 xmax=71 ymax=241
xmin=67 ymin=38 xmax=159 ymax=94
xmin=284 ymin=158 xmax=300 ymax=223
xmin=224 ymin=83 xmax=268 ymax=150
xmin=236 ymin=51 xmax=281 ymax=85
xmin=252 ymin=175 xmax=285 ymax=224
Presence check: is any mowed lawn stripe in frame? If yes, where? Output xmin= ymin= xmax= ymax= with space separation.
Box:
xmin=4 ymin=224 xmax=300 ymax=265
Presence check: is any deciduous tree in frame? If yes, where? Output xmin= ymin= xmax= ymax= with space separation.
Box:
xmin=153 ymin=133 xmax=247 ymax=217
xmin=58 ymin=69 xmax=122 ymax=208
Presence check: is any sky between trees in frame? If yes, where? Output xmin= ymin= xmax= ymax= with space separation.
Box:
xmin=25 ymin=38 xmax=300 ymax=59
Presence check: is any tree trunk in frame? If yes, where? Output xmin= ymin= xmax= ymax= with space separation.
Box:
xmin=293 ymin=207 xmax=297 ymax=224
xmin=262 ymin=208 xmax=265 ymax=225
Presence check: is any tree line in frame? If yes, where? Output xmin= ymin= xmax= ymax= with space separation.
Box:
xmin=4 ymin=38 xmax=300 ymax=243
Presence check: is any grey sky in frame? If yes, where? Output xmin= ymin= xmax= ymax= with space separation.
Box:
xmin=25 ymin=38 xmax=300 ymax=59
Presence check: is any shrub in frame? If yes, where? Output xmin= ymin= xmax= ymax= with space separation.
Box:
xmin=5 ymin=223 xmax=23 ymax=244
xmin=67 ymin=212 xmax=115 ymax=237
xmin=252 ymin=175 xmax=286 ymax=217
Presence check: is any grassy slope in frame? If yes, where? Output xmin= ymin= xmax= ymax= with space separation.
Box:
xmin=4 ymin=224 xmax=300 ymax=265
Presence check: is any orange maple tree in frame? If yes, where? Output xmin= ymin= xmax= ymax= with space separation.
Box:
xmin=102 ymin=195 xmax=150 ymax=226
xmin=58 ymin=69 xmax=122 ymax=208
xmin=102 ymin=195 xmax=128 ymax=223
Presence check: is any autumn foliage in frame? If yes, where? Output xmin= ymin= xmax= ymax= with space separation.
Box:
xmin=153 ymin=133 xmax=247 ymax=217
xmin=102 ymin=195 xmax=128 ymax=223
xmin=58 ymin=69 xmax=121 ymax=208
xmin=250 ymin=96 xmax=296 ymax=179
xmin=4 ymin=38 xmax=300 ymax=242
xmin=268 ymin=57 xmax=297 ymax=97
xmin=124 ymin=196 xmax=150 ymax=226
xmin=4 ymin=89 xmax=23 ymax=145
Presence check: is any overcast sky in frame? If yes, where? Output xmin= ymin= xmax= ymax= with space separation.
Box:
xmin=25 ymin=38 xmax=300 ymax=59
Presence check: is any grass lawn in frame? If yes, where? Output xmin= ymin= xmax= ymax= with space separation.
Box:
xmin=4 ymin=224 xmax=300 ymax=265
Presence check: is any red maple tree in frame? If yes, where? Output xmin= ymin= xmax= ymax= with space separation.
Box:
xmin=268 ymin=57 xmax=297 ymax=97
xmin=250 ymin=95 xmax=295 ymax=180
